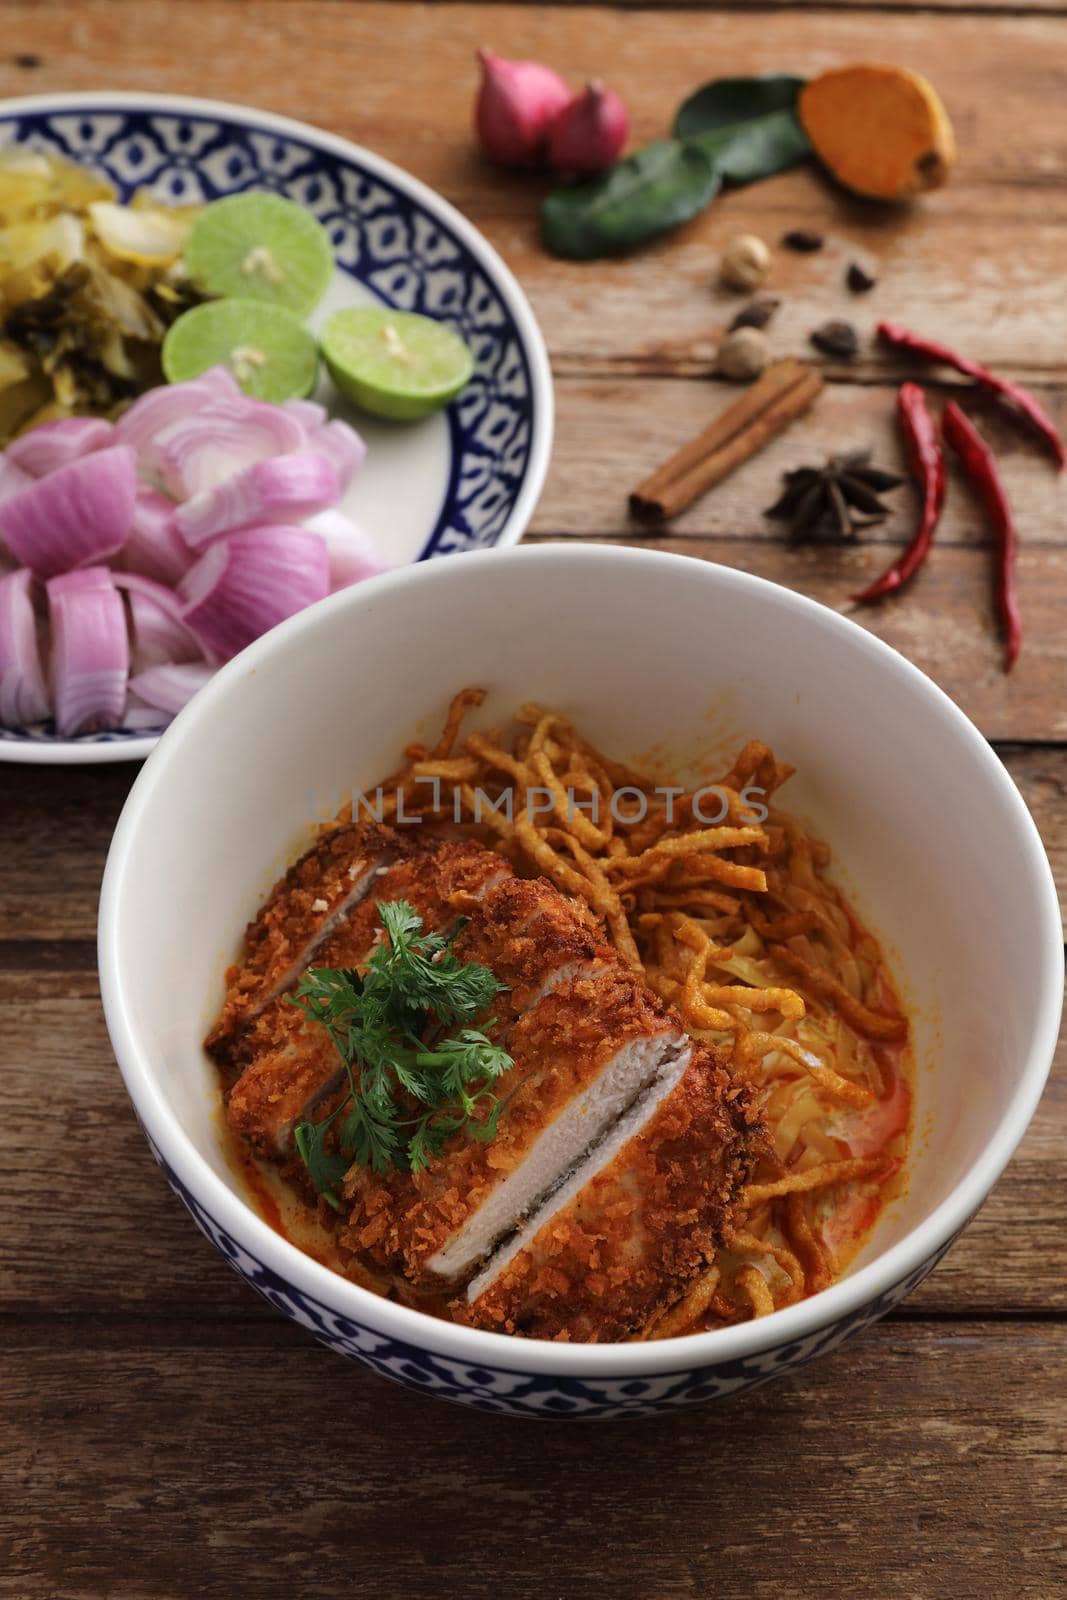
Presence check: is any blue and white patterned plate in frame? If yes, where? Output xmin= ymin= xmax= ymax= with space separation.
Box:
xmin=0 ymin=93 xmax=552 ymax=764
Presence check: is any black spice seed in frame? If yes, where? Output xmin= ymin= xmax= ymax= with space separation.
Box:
xmin=728 ymin=296 xmax=781 ymax=332
xmin=810 ymin=319 xmax=859 ymax=360
xmin=13 ymin=53 xmax=41 ymax=68
xmin=846 ymin=262 xmax=877 ymax=293
xmin=782 ymin=228 xmax=824 ymax=253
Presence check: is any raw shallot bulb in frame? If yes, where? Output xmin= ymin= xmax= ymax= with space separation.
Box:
xmin=475 ymin=47 xmax=571 ymax=169
xmin=546 ymin=80 xmax=629 ymax=176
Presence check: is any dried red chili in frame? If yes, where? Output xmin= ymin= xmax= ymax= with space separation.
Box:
xmin=942 ymin=401 xmax=1022 ymax=672
xmin=854 ymin=383 xmax=945 ymax=602
xmin=878 ymin=321 xmax=1066 ymax=471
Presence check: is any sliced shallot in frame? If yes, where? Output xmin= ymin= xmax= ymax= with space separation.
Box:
xmin=304 ymin=418 xmax=366 ymax=495
xmin=0 ymin=567 xmax=49 ymax=726
xmin=305 ymin=508 xmax=391 ymax=591
xmin=175 ymin=452 xmax=339 ymax=547
xmin=153 ymin=398 xmax=307 ymax=499
xmin=116 ymin=364 xmax=241 ymax=464
xmin=122 ymin=691 xmax=172 ymax=731
xmin=122 ymin=487 xmax=194 ymax=585
xmin=283 ymin=397 xmax=329 ymax=430
xmin=0 ymin=366 xmax=386 ymax=735
xmin=113 ymin=571 xmax=202 ymax=670
xmin=129 ymin=661 xmax=215 ymax=715
xmin=180 ymin=525 xmax=329 ymax=662
xmin=0 ymin=454 xmax=33 ymax=507
xmin=0 ymin=458 xmax=32 ymax=571
xmin=46 ymin=566 xmax=129 ymax=736
xmin=6 ymin=416 xmax=115 ymax=478
xmin=0 ymin=444 xmax=137 ymax=577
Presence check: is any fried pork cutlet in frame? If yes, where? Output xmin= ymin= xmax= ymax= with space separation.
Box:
xmin=224 ymin=838 xmax=511 ymax=1157
xmin=214 ymin=833 xmax=760 ymax=1342
xmin=452 ymin=874 xmax=612 ymax=1011
xmin=455 ymin=1044 xmax=760 ymax=1342
xmin=339 ymin=962 xmax=690 ymax=1285
xmin=225 ymin=842 xmax=626 ymax=1167
xmin=205 ymin=820 xmax=403 ymax=1073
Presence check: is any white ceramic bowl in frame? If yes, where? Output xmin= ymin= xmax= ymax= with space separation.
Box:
xmin=99 ymin=546 xmax=1063 ymax=1417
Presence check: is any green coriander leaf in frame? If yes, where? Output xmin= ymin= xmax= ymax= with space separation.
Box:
xmin=288 ymin=900 xmax=515 ymax=1184
xmin=293 ymin=1110 xmax=349 ymax=1209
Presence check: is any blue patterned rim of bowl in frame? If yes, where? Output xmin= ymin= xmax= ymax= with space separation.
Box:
xmin=147 ymin=1125 xmax=960 ymax=1418
xmin=0 ymin=92 xmax=552 ymax=758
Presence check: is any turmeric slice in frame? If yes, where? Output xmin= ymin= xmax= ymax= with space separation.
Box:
xmin=799 ymin=64 xmax=956 ymax=201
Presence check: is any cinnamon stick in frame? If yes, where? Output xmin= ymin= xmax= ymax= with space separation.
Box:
xmin=630 ymin=360 xmax=824 ymax=521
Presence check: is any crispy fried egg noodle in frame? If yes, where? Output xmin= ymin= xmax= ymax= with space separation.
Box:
xmin=327 ymin=689 xmax=913 ymax=1337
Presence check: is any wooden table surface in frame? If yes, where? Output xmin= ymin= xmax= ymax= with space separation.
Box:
xmin=3 ymin=4 xmax=1066 ymax=1597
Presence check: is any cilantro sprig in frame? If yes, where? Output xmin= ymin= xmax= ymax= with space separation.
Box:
xmin=290 ymin=900 xmax=513 ymax=1206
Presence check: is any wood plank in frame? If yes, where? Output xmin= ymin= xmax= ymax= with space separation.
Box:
xmin=1002 ymin=747 xmax=1067 ymax=923
xmin=441 ymin=0 xmax=1067 ymax=10
xmin=514 ymin=194 xmax=1067 ymax=381
xmin=515 ymin=0 xmax=1067 ymax=11
xmin=405 ymin=0 xmax=1067 ymax=12
xmin=1 ymin=992 xmax=1062 ymax=1316
xmin=538 ymin=373 xmax=1067 ymax=542
xmin=0 ymin=766 xmax=136 ymax=941
xmin=17 ymin=0 xmax=1067 ymax=14
xmin=4 ymin=6 xmax=1067 ymax=376
xmin=0 ymin=1 xmax=1061 ymax=195
xmin=5 ymin=1318 xmax=1066 ymax=1600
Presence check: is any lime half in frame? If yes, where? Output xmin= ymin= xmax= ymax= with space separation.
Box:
xmin=183 ymin=192 xmax=333 ymax=317
xmin=162 ymin=298 xmax=318 ymax=402
xmin=321 ymin=307 xmax=474 ymax=422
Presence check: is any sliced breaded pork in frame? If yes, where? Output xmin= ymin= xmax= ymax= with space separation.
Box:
xmin=451 ymin=874 xmax=614 ymax=1011
xmin=205 ymin=820 xmax=403 ymax=1072
xmin=225 ymin=842 xmax=623 ymax=1166
xmin=215 ymin=834 xmax=758 ymax=1341
xmin=339 ymin=963 xmax=690 ymax=1285
xmin=455 ymin=1044 xmax=760 ymax=1342
xmin=224 ymin=838 xmax=510 ymax=1156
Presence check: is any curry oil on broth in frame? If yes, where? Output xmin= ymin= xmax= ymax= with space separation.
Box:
xmin=627 ymin=689 xmax=747 ymax=796
xmin=219 ymin=1112 xmax=456 ymax=1318
xmin=805 ymin=848 xmax=921 ymax=1266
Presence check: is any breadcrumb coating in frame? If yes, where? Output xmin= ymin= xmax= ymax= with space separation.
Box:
xmin=453 ymin=874 xmax=616 ymax=1009
xmin=217 ymin=834 xmax=761 ymax=1343
xmin=454 ymin=1046 xmax=762 ymax=1342
xmin=224 ymin=839 xmax=509 ymax=1153
xmin=205 ymin=820 xmax=403 ymax=1071
xmin=338 ymin=964 xmax=681 ymax=1281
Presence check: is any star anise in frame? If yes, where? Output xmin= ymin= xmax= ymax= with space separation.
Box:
xmin=764 ymin=450 xmax=905 ymax=543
